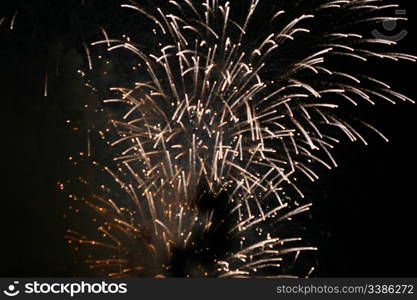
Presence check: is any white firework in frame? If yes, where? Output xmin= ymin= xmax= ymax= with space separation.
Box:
xmin=63 ymin=0 xmax=414 ymax=277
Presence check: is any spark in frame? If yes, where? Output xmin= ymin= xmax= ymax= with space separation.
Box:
xmin=44 ymin=72 xmax=48 ymax=97
xmin=10 ymin=11 xmax=17 ymax=30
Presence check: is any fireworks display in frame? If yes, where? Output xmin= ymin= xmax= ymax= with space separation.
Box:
xmin=59 ymin=0 xmax=415 ymax=278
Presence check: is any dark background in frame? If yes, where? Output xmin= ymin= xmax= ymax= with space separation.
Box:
xmin=0 ymin=0 xmax=416 ymax=277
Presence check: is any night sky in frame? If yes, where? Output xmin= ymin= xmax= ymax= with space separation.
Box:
xmin=0 ymin=0 xmax=416 ymax=277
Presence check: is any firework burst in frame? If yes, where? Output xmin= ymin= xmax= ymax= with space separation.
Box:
xmin=63 ymin=0 xmax=415 ymax=277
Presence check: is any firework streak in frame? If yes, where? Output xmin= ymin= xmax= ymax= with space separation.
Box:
xmin=62 ymin=0 xmax=415 ymax=277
